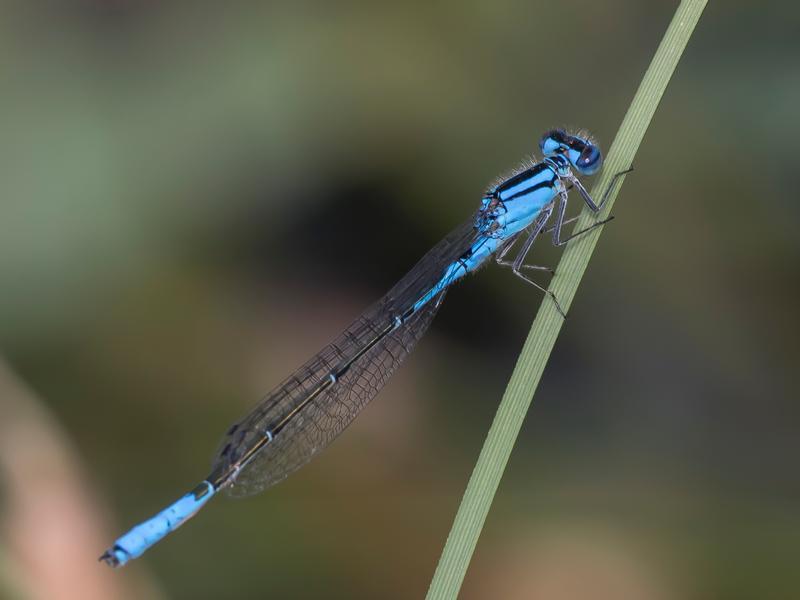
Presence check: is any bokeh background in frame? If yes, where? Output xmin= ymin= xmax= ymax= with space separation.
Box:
xmin=1 ymin=1 xmax=798 ymax=599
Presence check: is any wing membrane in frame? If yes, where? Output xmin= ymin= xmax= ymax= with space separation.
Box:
xmin=211 ymin=217 xmax=480 ymax=496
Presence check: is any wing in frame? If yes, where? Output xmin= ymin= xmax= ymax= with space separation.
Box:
xmin=211 ymin=216 xmax=482 ymax=497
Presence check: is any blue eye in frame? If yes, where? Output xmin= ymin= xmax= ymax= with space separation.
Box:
xmin=540 ymin=129 xmax=603 ymax=175
xmin=539 ymin=129 xmax=569 ymax=156
xmin=576 ymin=146 xmax=602 ymax=175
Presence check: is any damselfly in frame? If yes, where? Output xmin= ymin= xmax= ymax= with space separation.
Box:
xmin=101 ymin=128 xmax=626 ymax=567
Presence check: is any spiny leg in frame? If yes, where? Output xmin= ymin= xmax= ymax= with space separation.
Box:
xmin=595 ymin=165 xmax=634 ymax=210
xmin=550 ymin=165 xmax=633 ymax=246
xmin=569 ymin=166 xmax=634 ymax=212
xmin=497 ymin=208 xmax=567 ymax=318
xmin=551 ymin=187 xmax=614 ymax=247
xmin=495 ymin=232 xmax=554 ymax=274
xmin=542 ymin=214 xmax=579 ymax=235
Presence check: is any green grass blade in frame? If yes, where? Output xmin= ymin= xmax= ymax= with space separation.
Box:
xmin=425 ymin=1 xmax=709 ymax=598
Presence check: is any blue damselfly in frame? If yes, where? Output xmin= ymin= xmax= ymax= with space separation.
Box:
xmin=101 ymin=129 xmax=626 ymax=567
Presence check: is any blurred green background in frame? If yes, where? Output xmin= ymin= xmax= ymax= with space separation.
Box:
xmin=1 ymin=1 xmax=798 ymax=599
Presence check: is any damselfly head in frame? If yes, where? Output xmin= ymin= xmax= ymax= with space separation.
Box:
xmin=540 ymin=129 xmax=603 ymax=177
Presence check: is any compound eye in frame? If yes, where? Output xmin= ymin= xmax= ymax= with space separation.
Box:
xmin=576 ymin=145 xmax=602 ymax=175
xmin=539 ymin=129 xmax=570 ymax=156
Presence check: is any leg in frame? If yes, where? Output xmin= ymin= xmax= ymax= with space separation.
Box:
xmin=596 ymin=165 xmax=634 ymax=210
xmin=553 ymin=216 xmax=614 ymax=246
xmin=542 ymin=167 xmax=633 ymax=235
xmin=548 ymin=187 xmax=614 ymax=247
xmin=542 ymin=214 xmax=579 ymax=235
xmin=550 ymin=166 xmax=634 ymax=246
xmin=497 ymin=209 xmax=567 ymax=318
xmin=494 ymin=234 xmax=519 ymax=264
xmin=570 ymin=166 xmax=634 ymax=212
xmin=495 ymin=232 xmax=554 ymax=274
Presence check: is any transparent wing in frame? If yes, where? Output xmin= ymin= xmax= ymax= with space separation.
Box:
xmin=211 ymin=217 xmax=482 ymax=497
xmin=222 ymin=297 xmax=442 ymax=496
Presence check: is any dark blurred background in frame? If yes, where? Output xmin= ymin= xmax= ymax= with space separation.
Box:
xmin=1 ymin=1 xmax=798 ymax=599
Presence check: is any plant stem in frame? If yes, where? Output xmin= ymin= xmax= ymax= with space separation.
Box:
xmin=426 ymin=1 xmax=709 ymax=598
